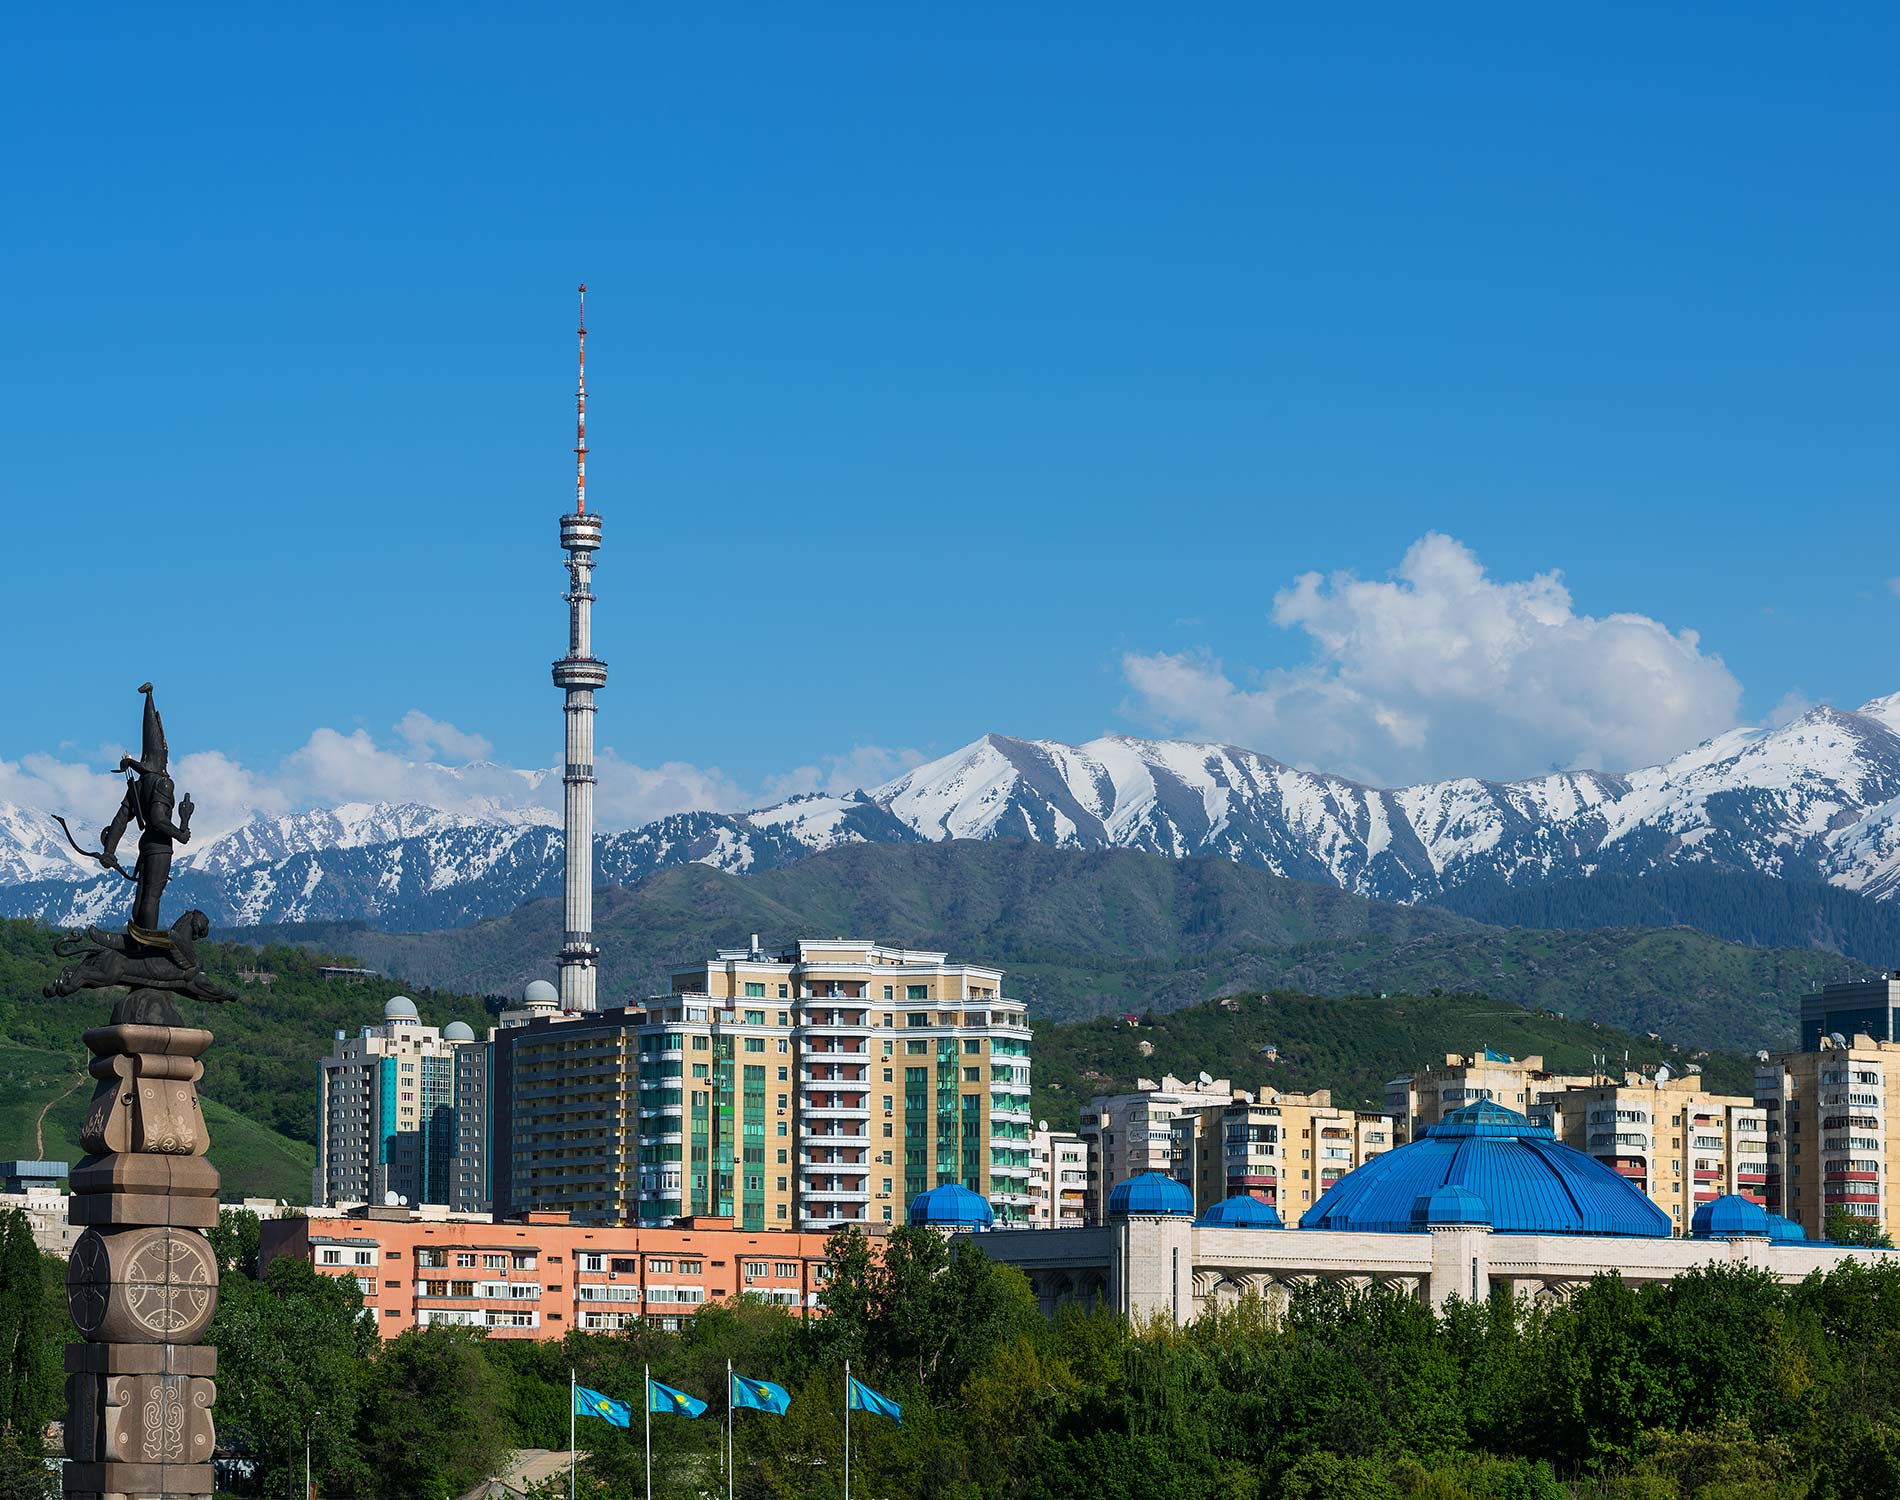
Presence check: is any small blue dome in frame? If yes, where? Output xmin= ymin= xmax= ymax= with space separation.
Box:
xmin=1196 ymin=1194 xmax=1285 ymax=1229
xmin=1411 ymin=1185 xmax=1492 ymax=1228
xmin=1767 ymin=1212 xmax=1807 ymax=1244
xmin=1106 ymin=1172 xmax=1195 ymax=1219
xmin=907 ymin=1184 xmax=994 ymax=1230
xmin=1303 ymin=1100 xmax=1670 ymax=1238
xmin=1691 ymin=1195 xmax=1771 ymax=1239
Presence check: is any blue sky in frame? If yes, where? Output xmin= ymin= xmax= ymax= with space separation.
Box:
xmin=4 ymin=4 xmax=1896 ymax=827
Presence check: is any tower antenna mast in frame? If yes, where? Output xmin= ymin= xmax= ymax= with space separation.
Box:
xmin=575 ymin=283 xmax=588 ymax=515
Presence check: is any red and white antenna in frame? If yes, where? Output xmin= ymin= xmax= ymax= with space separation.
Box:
xmin=574 ymin=283 xmax=589 ymax=515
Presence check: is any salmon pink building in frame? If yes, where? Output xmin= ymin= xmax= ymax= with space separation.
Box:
xmin=260 ymin=1206 xmax=841 ymax=1338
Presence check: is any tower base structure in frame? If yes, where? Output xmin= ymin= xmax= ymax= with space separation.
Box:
xmin=63 ymin=1017 xmax=220 ymax=1500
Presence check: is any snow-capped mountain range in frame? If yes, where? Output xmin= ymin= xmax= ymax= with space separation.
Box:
xmin=6 ymin=696 xmax=1900 ymax=931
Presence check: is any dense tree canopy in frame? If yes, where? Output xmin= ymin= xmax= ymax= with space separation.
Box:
xmin=11 ymin=1212 xmax=1900 ymax=1499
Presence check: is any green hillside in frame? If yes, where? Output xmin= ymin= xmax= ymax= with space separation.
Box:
xmin=272 ymin=841 xmax=1863 ymax=1051
xmin=0 ymin=919 xmax=502 ymax=1198
xmin=1029 ymin=988 xmax=1757 ymax=1131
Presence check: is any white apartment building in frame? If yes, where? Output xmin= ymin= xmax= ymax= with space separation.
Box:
xmin=1028 ymin=1127 xmax=1089 ymax=1229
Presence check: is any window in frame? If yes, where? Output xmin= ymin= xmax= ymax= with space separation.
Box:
xmin=883 ymin=986 xmax=894 ymax=1001
xmin=777 ymin=1150 xmax=787 ymax=1164
xmin=744 ymin=983 xmax=766 ymax=998
xmin=455 ymin=1252 xmax=476 ymax=1268
xmin=649 ymin=1259 xmax=673 ymax=1274
xmin=883 ymin=1068 xmax=893 ymax=1082
xmin=777 ymin=1177 xmax=788 ymax=1192
xmin=744 ymin=1038 xmax=765 ymax=1053
xmin=743 ymin=1009 xmax=765 ymax=1025
xmin=678 ymin=1260 xmax=703 ymax=1275
xmin=778 ymin=985 xmax=789 ymax=999
xmin=964 ymin=1039 xmax=980 ymax=1053
xmin=482 ymin=1254 xmax=508 ymax=1269
xmin=320 ymin=1249 xmax=341 ymax=1265
xmin=777 ymin=1038 xmax=789 ymax=1053
xmin=580 ymin=1253 xmax=604 ymax=1272
xmin=964 ymin=1067 xmax=980 ymax=1083
xmin=907 ymin=985 xmax=928 ymax=1000
xmin=778 ymin=1122 xmax=788 ymax=1136
xmin=452 ymin=1280 xmax=475 ymax=1297
xmin=744 ymin=1261 xmax=767 ymax=1278
xmin=693 ymin=1036 xmax=709 ymax=1051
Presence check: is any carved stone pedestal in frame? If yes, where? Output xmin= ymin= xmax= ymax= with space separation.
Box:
xmin=65 ymin=1022 xmax=219 ymax=1500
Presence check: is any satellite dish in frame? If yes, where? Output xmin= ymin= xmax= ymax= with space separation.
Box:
xmin=1038 ymin=1120 xmax=1049 ymax=1132
xmin=1655 ymin=1065 xmax=1671 ymax=1083
xmin=1198 ymin=1071 xmax=1213 ymax=1086
xmin=1829 ymin=1032 xmax=1849 ymax=1049
xmin=383 ymin=1191 xmax=398 ymax=1206
xmin=398 ymin=1195 xmax=409 ymax=1207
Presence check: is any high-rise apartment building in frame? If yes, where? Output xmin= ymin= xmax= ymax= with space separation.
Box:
xmin=314 ymin=998 xmax=487 ymax=1209
xmin=1386 ymin=1052 xmax=1596 ymax=1144
xmin=1757 ymin=1032 xmax=1900 ymax=1240
xmin=1027 ymin=1127 xmax=1089 ymax=1229
xmin=489 ymin=938 xmax=1033 ymax=1230
xmin=1532 ymin=1072 xmax=1767 ymax=1236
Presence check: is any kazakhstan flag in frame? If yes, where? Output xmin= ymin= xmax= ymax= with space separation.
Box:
xmin=730 ymin=1373 xmax=791 ymax=1416
xmin=573 ymin=1384 xmax=631 ymax=1428
xmin=648 ymin=1378 xmax=708 ymax=1419
xmin=848 ymin=1376 xmax=902 ymax=1427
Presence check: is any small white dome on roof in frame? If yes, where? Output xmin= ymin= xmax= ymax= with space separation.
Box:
xmin=383 ymin=995 xmax=419 ymax=1021
xmin=442 ymin=1021 xmax=476 ymax=1042
xmin=523 ymin=980 xmax=559 ymax=1005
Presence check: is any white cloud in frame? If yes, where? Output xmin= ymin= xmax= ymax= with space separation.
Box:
xmin=1122 ymin=533 xmax=1744 ymax=785
xmin=395 ymin=711 xmax=493 ymax=761
xmin=0 ymin=712 xmax=921 ymax=839
xmin=758 ymin=745 xmax=929 ymax=804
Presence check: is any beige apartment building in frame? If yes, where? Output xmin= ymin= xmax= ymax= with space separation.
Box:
xmin=1083 ymin=1076 xmax=1393 ymax=1227
xmin=1386 ymin=1051 xmax=1596 ymax=1144
xmin=1532 ymin=1072 xmax=1768 ymax=1236
xmin=493 ymin=938 xmax=1033 ymax=1230
xmin=1756 ymin=1033 xmax=1900 ymax=1241
xmin=1079 ymin=1073 xmax=1236 ymax=1224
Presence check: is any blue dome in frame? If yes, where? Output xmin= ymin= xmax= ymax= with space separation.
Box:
xmin=1303 ymin=1100 xmax=1670 ymax=1238
xmin=1411 ymin=1185 xmax=1492 ymax=1228
xmin=1691 ymin=1194 xmax=1771 ymax=1239
xmin=1767 ymin=1212 xmax=1807 ymax=1244
xmin=1106 ymin=1172 xmax=1195 ymax=1219
xmin=907 ymin=1184 xmax=994 ymax=1230
xmin=1195 ymin=1194 xmax=1285 ymax=1229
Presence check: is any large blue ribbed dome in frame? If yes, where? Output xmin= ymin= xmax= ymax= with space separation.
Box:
xmin=1767 ymin=1212 xmax=1807 ymax=1244
xmin=1303 ymin=1100 xmax=1670 ymax=1238
xmin=907 ymin=1184 xmax=994 ymax=1230
xmin=1195 ymin=1194 xmax=1284 ymax=1229
xmin=1107 ymin=1172 xmax=1195 ymax=1219
xmin=1691 ymin=1194 xmax=1771 ymax=1239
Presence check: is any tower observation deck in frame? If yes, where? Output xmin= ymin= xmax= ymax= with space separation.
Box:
xmin=554 ymin=286 xmax=606 ymax=1011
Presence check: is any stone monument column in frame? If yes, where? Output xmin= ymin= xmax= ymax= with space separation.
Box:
xmin=63 ymin=1023 xmax=221 ymax=1499
xmin=43 ymin=685 xmax=232 ymax=1500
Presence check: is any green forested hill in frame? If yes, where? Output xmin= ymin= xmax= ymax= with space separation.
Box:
xmin=0 ymin=920 xmax=502 ymax=1199
xmin=1432 ymin=868 xmax=1900 ymax=961
xmin=268 ymin=841 xmax=1863 ymax=1050
xmin=1028 ymin=988 xmax=1757 ymax=1131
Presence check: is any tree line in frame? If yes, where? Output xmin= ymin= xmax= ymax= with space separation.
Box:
xmin=3 ymin=1206 xmax=1899 ymax=1499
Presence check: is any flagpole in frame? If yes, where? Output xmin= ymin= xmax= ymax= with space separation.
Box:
xmin=569 ymin=1369 xmax=575 ymax=1500
xmin=644 ymin=1363 xmax=653 ymax=1500
xmin=727 ymin=1358 xmax=734 ymax=1500
xmin=843 ymin=1359 xmax=851 ymax=1500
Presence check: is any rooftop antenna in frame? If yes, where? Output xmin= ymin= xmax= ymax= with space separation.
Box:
xmin=574 ymin=283 xmax=588 ymax=515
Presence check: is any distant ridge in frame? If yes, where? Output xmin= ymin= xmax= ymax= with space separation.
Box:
xmin=5 ymin=696 xmax=1900 ymax=935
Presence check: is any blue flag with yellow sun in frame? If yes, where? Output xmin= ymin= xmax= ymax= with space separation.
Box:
xmin=573 ymin=1384 xmax=631 ymax=1428
xmin=648 ymin=1378 xmax=708 ymax=1418
xmin=731 ymin=1372 xmax=791 ymax=1415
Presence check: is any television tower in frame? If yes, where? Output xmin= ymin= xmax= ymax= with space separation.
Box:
xmin=553 ymin=285 xmax=606 ymax=1010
